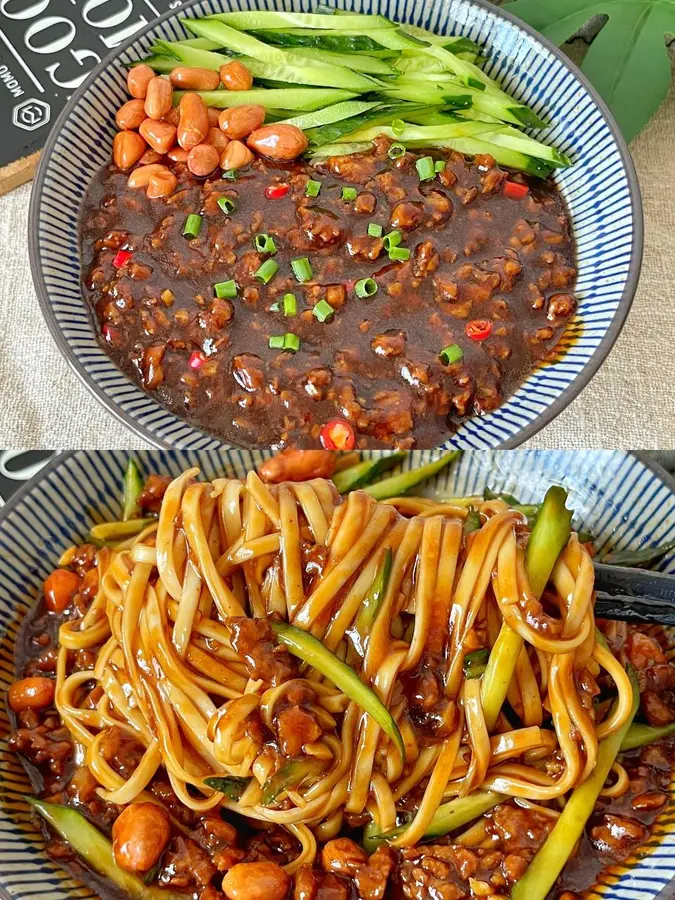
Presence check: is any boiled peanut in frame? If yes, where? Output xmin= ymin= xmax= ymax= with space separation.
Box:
xmin=44 ymin=568 xmax=80 ymax=613
xmin=168 ymin=146 xmax=189 ymax=164
xmin=128 ymin=164 xmax=170 ymax=189
xmin=247 ymin=124 xmax=308 ymax=161
xmin=219 ymin=60 xmax=253 ymax=92
xmin=221 ymin=140 xmax=254 ymax=171
xmin=147 ymin=170 xmax=177 ymax=199
xmin=127 ymin=64 xmax=154 ymax=100
xmin=187 ymin=143 xmax=219 ymax=177
xmin=116 ymin=98 xmax=146 ymax=131
xmin=163 ymin=106 xmax=180 ymax=126
xmin=9 ymin=677 xmax=55 ymax=712
xmin=218 ymin=104 xmax=265 ymax=140
xmin=144 ymin=76 xmax=173 ymax=120
xmin=207 ymin=107 xmax=221 ymax=127
xmin=169 ymin=66 xmax=220 ymax=91
xmin=112 ymin=802 xmax=170 ymax=872
xmin=113 ymin=131 xmax=147 ymax=170
xmin=139 ymin=118 xmax=177 ymax=154
xmin=139 ymin=148 xmax=164 ymax=165
xmin=222 ymin=862 xmax=290 ymax=900
xmin=206 ymin=126 xmax=229 ymax=154
xmin=177 ymin=92 xmax=209 ymax=150
xmin=259 ymin=449 xmax=336 ymax=483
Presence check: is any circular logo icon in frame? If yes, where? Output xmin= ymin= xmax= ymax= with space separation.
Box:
xmin=12 ymin=98 xmax=51 ymax=132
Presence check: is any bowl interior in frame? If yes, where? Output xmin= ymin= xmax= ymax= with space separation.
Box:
xmin=1 ymin=449 xmax=674 ymax=900
xmin=30 ymin=0 xmax=640 ymax=450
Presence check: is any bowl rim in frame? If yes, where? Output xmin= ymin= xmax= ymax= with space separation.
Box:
xmin=28 ymin=0 xmax=644 ymax=451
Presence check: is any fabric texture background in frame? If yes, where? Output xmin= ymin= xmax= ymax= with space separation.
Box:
xmin=1 ymin=87 xmax=673 ymax=449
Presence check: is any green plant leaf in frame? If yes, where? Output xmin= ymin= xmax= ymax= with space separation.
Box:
xmin=505 ymin=0 xmax=675 ymax=141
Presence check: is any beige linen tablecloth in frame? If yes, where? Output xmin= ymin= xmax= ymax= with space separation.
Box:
xmin=1 ymin=88 xmax=674 ymax=450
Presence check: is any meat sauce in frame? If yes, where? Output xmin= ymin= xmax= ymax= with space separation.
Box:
xmin=80 ymin=138 xmax=577 ymax=449
xmin=9 ymin=550 xmax=675 ymax=900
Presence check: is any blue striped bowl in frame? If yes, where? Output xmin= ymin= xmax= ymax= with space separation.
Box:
xmin=1 ymin=450 xmax=674 ymax=900
xmin=29 ymin=0 xmax=642 ymax=450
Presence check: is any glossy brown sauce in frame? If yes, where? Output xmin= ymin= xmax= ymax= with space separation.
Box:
xmin=80 ymin=140 xmax=577 ymax=449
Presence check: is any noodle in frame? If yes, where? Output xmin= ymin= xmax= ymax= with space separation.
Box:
xmin=51 ymin=467 xmax=634 ymax=872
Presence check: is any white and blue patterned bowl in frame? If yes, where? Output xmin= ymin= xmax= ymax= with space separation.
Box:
xmin=1 ymin=449 xmax=675 ymax=900
xmin=29 ymin=0 xmax=643 ymax=450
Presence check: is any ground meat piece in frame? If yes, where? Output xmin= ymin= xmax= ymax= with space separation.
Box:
xmin=276 ymin=704 xmax=322 ymax=756
xmin=425 ymin=191 xmax=453 ymax=226
xmin=413 ymin=241 xmax=440 ymax=277
xmin=228 ymin=617 xmax=296 ymax=685
xmin=321 ymin=838 xmax=367 ymax=875
xmin=159 ymin=836 xmax=216 ymax=888
xmin=371 ymin=392 xmax=414 ymax=438
xmin=641 ymin=691 xmax=675 ymax=726
xmin=346 ymin=235 xmax=383 ymax=261
xmin=399 ymin=846 xmax=468 ymax=900
xmin=191 ymin=812 xmax=238 ymax=854
xmin=232 ymin=354 xmax=265 ymax=392
xmin=326 ymin=153 xmax=378 ymax=184
xmin=9 ymin=719 xmax=72 ymax=774
xmin=298 ymin=206 xmax=345 ymax=248
xmin=151 ymin=780 xmax=194 ymax=825
xmin=354 ymin=847 xmax=395 ymax=900
xmin=589 ymin=814 xmax=648 ymax=860
xmin=547 ymin=293 xmax=576 ymax=320
xmin=501 ymin=854 xmax=528 ymax=884
xmin=138 ymin=474 xmax=170 ymax=514
xmin=624 ymin=631 xmax=675 ymax=692
xmin=303 ymin=367 xmax=333 ymax=400
xmin=294 ymin=867 xmax=349 ymax=900
xmin=371 ymin=330 xmax=407 ymax=358
xmin=487 ymin=804 xmax=552 ymax=854
xmin=140 ymin=344 xmax=165 ymax=389
xmin=390 ymin=201 xmax=425 ymax=230
xmin=354 ymin=192 xmax=377 ymax=214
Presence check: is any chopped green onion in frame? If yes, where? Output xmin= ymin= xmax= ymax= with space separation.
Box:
xmin=282 ymin=293 xmax=297 ymax=316
xmin=270 ymin=301 xmax=280 ymax=312
xmin=389 ymin=246 xmax=410 ymax=262
xmin=305 ymin=179 xmax=322 ymax=197
xmin=255 ymin=259 xmax=279 ymax=284
xmin=382 ymin=230 xmax=402 ymax=251
xmin=203 ymin=776 xmax=250 ymax=801
xmin=355 ymin=277 xmax=377 ymax=298
xmin=313 ymin=299 xmax=335 ymax=322
xmin=440 ymin=343 xmax=463 ymax=365
xmin=254 ymin=233 xmax=278 ymax=254
xmin=284 ymin=332 xmax=300 ymax=353
xmin=217 ymin=196 xmax=235 ymax=214
xmin=391 ymin=118 xmax=405 ymax=136
xmin=182 ymin=213 xmax=203 ymax=239
xmin=214 ymin=280 xmax=238 ymax=299
xmin=261 ymin=759 xmax=325 ymax=808
xmin=416 ymin=155 xmax=436 ymax=181
xmin=435 ymin=160 xmax=446 ymax=173
xmin=223 ymin=169 xmax=238 ymax=181
xmin=388 ymin=143 xmax=405 ymax=159
xmin=269 ymin=334 xmax=285 ymax=349
xmin=341 ymin=186 xmax=357 ymax=201
xmin=291 ymin=257 xmax=313 ymax=283
xmin=367 ymin=222 xmax=383 ymax=237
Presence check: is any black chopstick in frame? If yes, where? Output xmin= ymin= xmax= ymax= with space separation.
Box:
xmin=593 ymin=562 xmax=675 ymax=626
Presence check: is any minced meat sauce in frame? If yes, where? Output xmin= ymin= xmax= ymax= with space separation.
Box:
xmin=80 ymin=137 xmax=578 ymax=449
xmin=9 ymin=533 xmax=675 ymax=900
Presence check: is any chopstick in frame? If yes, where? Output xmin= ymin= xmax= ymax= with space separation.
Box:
xmin=593 ymin=562 xmax=675 ymax=626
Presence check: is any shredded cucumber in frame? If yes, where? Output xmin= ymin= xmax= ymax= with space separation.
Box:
xmin=345 ymin=121 xmax=499 ymax=143
xmin=174 ymin=88 xmax=358 ymax=111
xmin=306 ymin=102 xmax=431 ymax=147
xmin=206 ymin=11 xmax=395 ymax=31
xmin=278 ymin=100 xmax=383 ymax=130
xmin=290 ymin=47 xmax=396 ymax=76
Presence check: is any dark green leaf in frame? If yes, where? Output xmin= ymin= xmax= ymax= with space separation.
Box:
xmin=203 ymin=776 xmax=250 ymax=800
xmin=602 ymin=539 xmax=675 ymax=568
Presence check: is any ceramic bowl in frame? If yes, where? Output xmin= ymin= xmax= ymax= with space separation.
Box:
xmin=29 ymin=0 xmax=643 ymax=450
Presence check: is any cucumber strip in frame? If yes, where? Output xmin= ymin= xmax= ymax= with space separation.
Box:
xmin=477 ymin=129 xmax=571 ymax=167
xmin=27 ymin=799 xmax=185 ymax=900
xmin=250 ymin=29 xmax=389 ymax=53
xmin=153 ymin=37 xmax=233 ymax=70
xmin=123 ymin=458 xmax=144 ymax=521
xmin=154 ymin=36 xmax=221 ymax=51
xmin=345 ymin=121 xmax=498 ymax=142
xmin=403 ymin=25 xmax=482 ymax=54
xmin=309 ymin=141 xmax=372 ymax=157
xmin=306 ymin=102 xmax=431 ymax=146
xmin=290 ymin=46 xmax=396 ymax=76
xmin=279 ymin=100 xmax=382 ymax=130
xmin=202 ymin=775 xmax=250 ymax=800
xmin=394 ymin=55 xmax=446 ymax=74
xmin=332 ymin=452 xmax=407 ymax=494
xmin=364 ymin=450 xmax=461 ymax=501
xmin=621 ymin=720 xmax=675 ymax=751
xmin=425 ymin=138 xmax=554 ymax=177
xmin=174 ymin=88 xmax=358 ymax=112
xmin=206 ymin=11 xmax=395 ymax=31
xmin=381 ymin=83 xmax=536 ymax=128
xmin=181 ymin=21 xmax=379 ymax=92
xmin=143 ymin=55 xmax=178 ymax=74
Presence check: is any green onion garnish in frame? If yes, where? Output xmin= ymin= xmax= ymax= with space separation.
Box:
xmin=383 ymin=230 xmax=402 ymax=251
xmin=341 ymin=187 xmax=357 ymax=201
xmin=291 ymin=257 xmax=313 ymax=283
xmin=355 ymin=277 xmax=377 ymax=298
xmin=255 ymin=259 xmax=279 ymax=284
xmin=284 ymin=333 xmax=300 ymax=353
xmin=270 ymin=301 xmax=280 ymax=312
xmin=182 ymin=214 xmax=203 ymax=239
xmin=282 ymin=293 xmax=297 ymax=316
xmin=440 ymin=343 xmax=463 ymax=365
xmin=388 ymin=143 xmax=405 ymax=159
xmin=254 ymin=233 xmax=277 ymax=254
xmin=217 ymin=196 xmax=235 ymax=215
xmin=391 ymin=118 xmax=405 ymax=136
xmin=305 ymin=179 xmax=322 ymax=198
xmin=416 ymin=156 xmax=436 ymax=182
xmin=223 ymin=170 xmax=238 ymax=181
xmin=435 ymin=160 xmax=446 ymax=173
xmin=368 ymin=223 xmax=383 ymax=238
xmin=269 ymin=335 xmax=285 ymax=349
xmin=214 ymin=279 xmax=237 ymax=299
xmin=313 ymin=299 xmax=335 ymax=322
xmin=389 ymin=246 xmax=410 ymax=262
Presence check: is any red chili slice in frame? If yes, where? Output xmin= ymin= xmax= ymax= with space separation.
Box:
xmin=466 ymin=319 xmax=493 ymax=341
xmin=503 ymin=180 xmax=529 ymax=200
xmin=320 ymin=419 xmax=356 ymax=451
xmin=188 ymin=351 xmax=207 ymax=369
xmin=112 ymin=249 xmax=132 ymax=268
xmin=265 ymin=183 xmax=289 ymax=200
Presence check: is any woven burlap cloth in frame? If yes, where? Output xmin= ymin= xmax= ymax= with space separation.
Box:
xmin=1 ymin=78 xmax=673 ymax=449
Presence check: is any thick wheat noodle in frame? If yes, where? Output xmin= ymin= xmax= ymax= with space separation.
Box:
xmin=52 ymin=468 xmax=633 ymax=869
